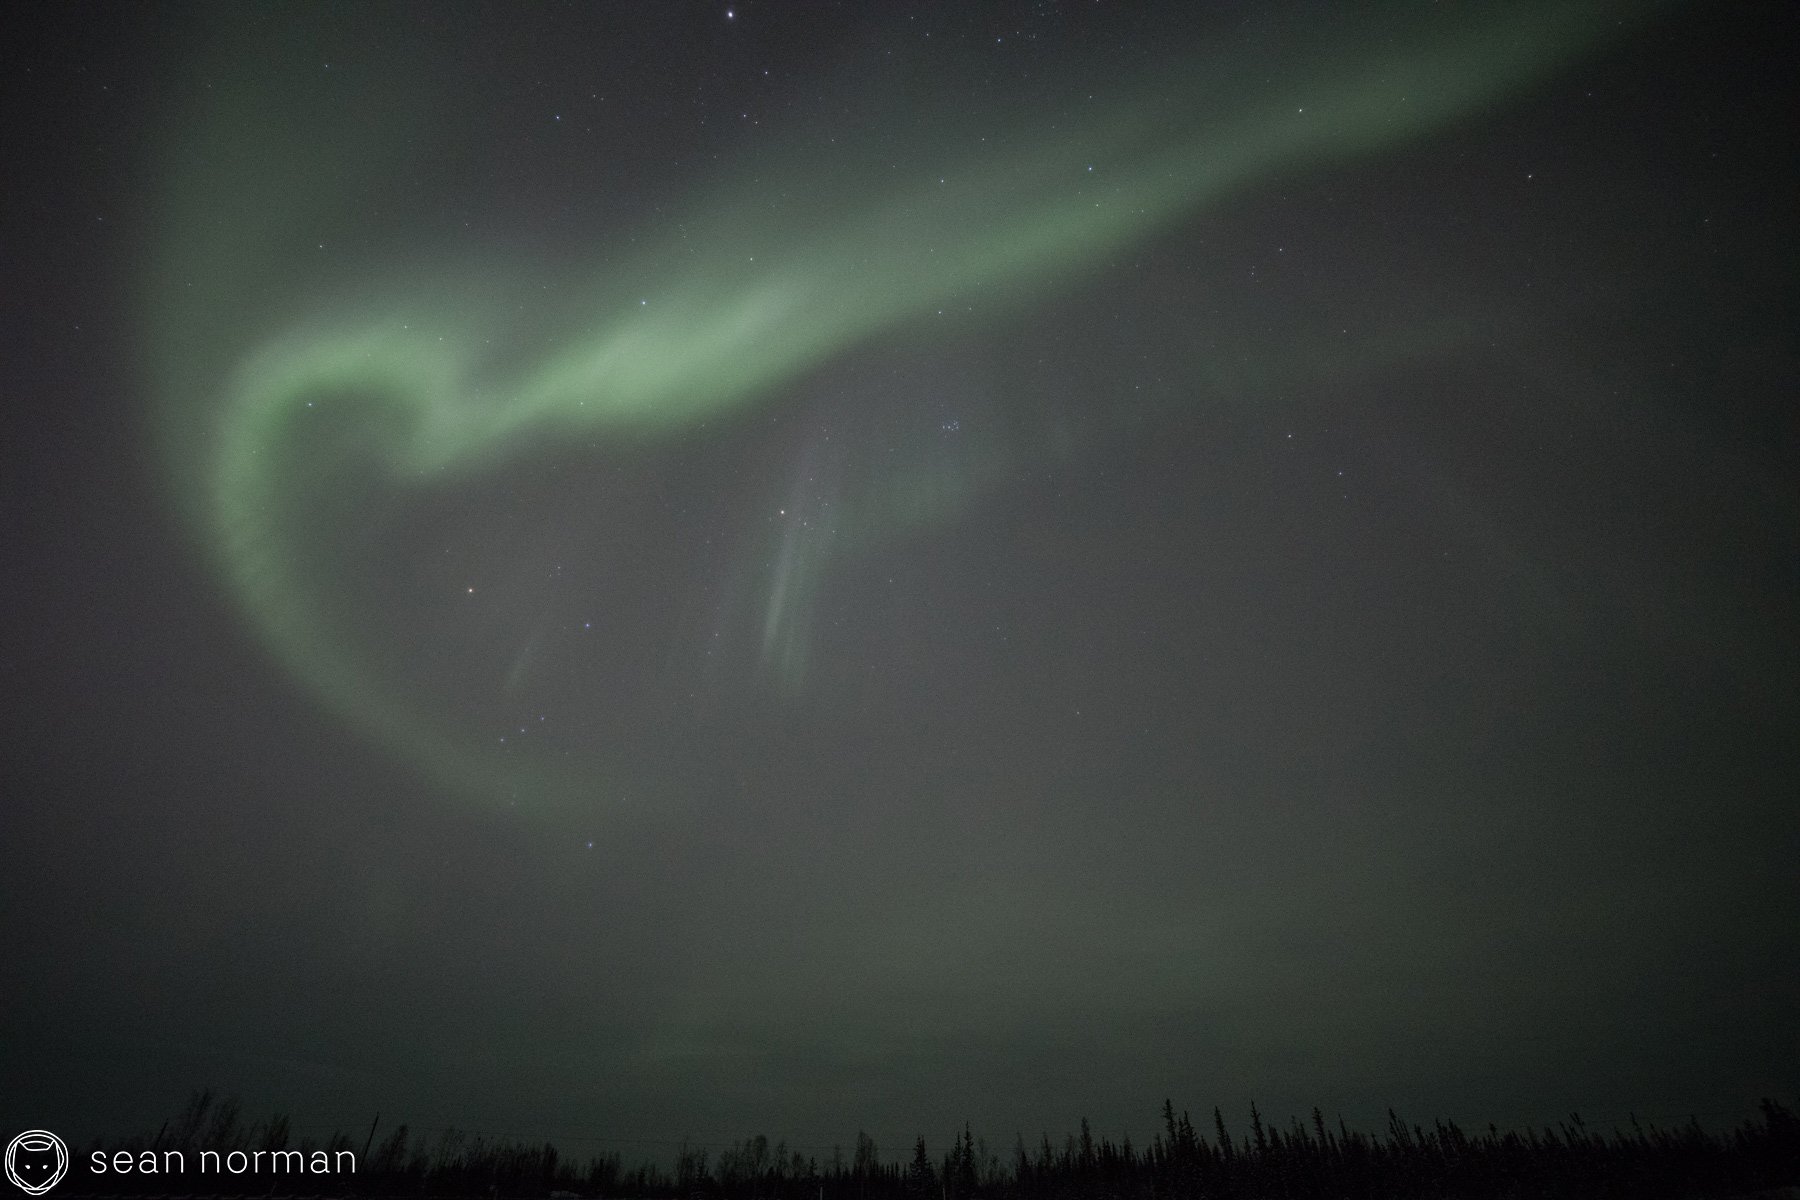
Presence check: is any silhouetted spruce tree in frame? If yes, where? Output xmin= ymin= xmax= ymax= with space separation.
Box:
xmin=907 ymin=1136 xmax=935 ymax=1198
xmin=942 ymin=1124 xmax=977 ymax=1199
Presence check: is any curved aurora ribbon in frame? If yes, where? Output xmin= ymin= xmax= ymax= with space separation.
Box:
xmin=146 ymin=2 xmax=1661 ymax=817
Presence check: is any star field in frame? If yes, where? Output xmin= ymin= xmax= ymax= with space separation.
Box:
xmin=1 ymin=0 xmax=1795 ymax=1163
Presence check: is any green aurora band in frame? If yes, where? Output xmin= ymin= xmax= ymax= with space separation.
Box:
xmin=146 ymin=3 xmax=1662 ymax=818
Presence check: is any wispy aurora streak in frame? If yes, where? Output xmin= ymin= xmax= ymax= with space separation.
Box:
xmin=148 ymin=3 xmax=1656 ymax=816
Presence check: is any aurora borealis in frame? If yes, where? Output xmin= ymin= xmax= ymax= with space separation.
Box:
xmin=155 ymin=1 xmax=1660 ymax=817
xmin=4 ymin=0 xmax=1796 ymax=1167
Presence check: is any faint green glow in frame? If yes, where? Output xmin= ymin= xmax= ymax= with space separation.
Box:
xmin=147 ymin=3 xmax=1656 ymax=815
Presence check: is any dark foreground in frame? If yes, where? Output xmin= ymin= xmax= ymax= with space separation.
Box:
xmin=53 ymin=1092 xmax=1800 ymax=1199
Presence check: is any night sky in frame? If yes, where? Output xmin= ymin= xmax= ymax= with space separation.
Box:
xmin=3 ymin=0 xmax=1796 ymax=1160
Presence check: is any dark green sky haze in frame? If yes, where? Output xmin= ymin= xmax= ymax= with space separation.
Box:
xmin=2 ymin=0 xmax=1795 ymax=1161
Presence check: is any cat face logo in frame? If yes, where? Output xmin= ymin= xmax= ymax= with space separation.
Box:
xmin=5 ymin=1131 xmax=68 ymax=1195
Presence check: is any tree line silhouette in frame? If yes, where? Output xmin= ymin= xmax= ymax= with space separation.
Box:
xmin=61 ymin=1088 xmax=1800 ymax=1199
